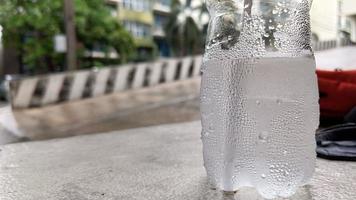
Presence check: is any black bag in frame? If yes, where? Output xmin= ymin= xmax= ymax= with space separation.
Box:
xmin=316 ymin=107 xmax=356 ymax=161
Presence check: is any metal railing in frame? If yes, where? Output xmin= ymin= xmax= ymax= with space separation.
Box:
xmin=312 ymin=38 xmax=352 ymax=51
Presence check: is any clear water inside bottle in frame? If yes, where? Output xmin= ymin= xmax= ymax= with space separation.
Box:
xmin=201 ymin=0 xmax=319 ymax=198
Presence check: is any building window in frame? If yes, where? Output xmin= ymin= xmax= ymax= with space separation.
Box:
xmin=123 ymin=21 xmax=151 ymax=38
xmin=160 ymin=0 xmax=170 ymax=6
xmin=154 ymin=14 xmax=167 ymax=30
xmin=121 ymin=0 xmax=150 ymax=11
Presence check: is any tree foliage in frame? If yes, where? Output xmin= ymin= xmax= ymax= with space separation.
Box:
xmin=0 ymin=0 xmax=134 ymax=74
xmin=165 ymin=0 xmax=208 ymax=57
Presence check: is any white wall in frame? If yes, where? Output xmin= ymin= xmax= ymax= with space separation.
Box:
xmin=342 ymin=0 xmax=356 ymax=16
xmin=310 ymin=0 xmax=338 ymax=41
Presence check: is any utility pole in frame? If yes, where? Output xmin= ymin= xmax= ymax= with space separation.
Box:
xmin=0 ymin=26 xmax=3 ymax=77
xmin=64 ymin=0 xmax=77 ymax=71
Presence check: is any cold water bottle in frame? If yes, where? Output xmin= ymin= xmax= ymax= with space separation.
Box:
xmin=200 ymin=0 xmax=319 ymax=198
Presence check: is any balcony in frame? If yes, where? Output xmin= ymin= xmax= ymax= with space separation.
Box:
xmin=153 ymin=3 xmax=171 ymax=14
xmin=153 ymin=27 xmax=165 ymax=37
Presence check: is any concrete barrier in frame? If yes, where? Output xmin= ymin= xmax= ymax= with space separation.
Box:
xmin=7 ymin=56 xmax=203 ymax=109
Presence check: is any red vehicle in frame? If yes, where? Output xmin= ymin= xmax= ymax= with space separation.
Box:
xmin=317 ymin=69 xmax=356 ymax=119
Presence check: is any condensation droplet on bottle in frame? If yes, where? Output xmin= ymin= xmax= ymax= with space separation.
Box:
xmin=261 ymin=174 xmax=266 ymax=179
xmin=256 ymin=100 xmax=261 ymax=105
xmin=259 ymin=131 xmax=268 ymax=142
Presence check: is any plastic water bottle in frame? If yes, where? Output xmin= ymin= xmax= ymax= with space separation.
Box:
xmin=200 ymin=0 xmax=319 ymax=198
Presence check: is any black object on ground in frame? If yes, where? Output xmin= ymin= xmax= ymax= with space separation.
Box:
xmin=316 ymin=107 xmax=356 ymax=161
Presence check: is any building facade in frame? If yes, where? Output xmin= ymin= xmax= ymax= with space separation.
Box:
xmin=311 ymin=0 xmax=356 ymax=42
xmin=107 ymin=0 xmax=171 ymax=61
xmin=152 ymin=0 xmax=171 ymax=57
xmin=341 ymin=0 xmax=356 ymax=41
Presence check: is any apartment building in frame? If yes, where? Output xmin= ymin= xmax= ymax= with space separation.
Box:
xmin=152 ymin=0 xmax=171 ymax=57
xmin=107 ymin=0 xmax=171 ymax=61
xmin=311 ymin=0 xmax=356 ymax=42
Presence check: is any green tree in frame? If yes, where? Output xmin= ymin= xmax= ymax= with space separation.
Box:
xmin=0 ymin=0 xmax=134 ymax=74
xmin=165 ymin=0 xmax=208 ymax=57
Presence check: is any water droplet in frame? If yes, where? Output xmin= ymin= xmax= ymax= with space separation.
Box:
xmin=227 ymin=35 xmax=233 ymax=41
xmin=261 ymin=174 xmax=266 ymax=179
xmin=259 ymin=131 xmax=268 ymax=142
xmin=263 ymin=33 xmax=269 ymax=37
xmin=283 ymin=150 xmax=288 ymax=155
xmin=272 ymin=9 xmax=278 ymax=15
xmin=269 ymin=26 xmax=275 ymax=30
xmin=256 ymin=100 xmax=261 ymax=105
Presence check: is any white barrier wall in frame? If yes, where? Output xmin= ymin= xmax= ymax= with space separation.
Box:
xmin=8 ymin=56 xmax=203 ymax=109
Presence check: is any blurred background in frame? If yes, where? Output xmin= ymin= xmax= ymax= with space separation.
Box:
xmin=0 ymin=0 xmax=356 ymax=144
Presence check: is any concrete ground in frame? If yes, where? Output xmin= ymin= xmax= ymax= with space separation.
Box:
xmin=1 ymin=121 xmax=355 ymax=200
xmin=315 ymin=46 xmax=356 ymax=70
xmin=0 ymin=101 xmax=7 ymax=108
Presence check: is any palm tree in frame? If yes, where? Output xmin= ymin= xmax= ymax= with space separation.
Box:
xmin=164 ymin=0 xmax=208 ymax=57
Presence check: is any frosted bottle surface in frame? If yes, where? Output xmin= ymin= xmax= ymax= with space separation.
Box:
xmin=201 ymin=0 xmax=319 ymax=199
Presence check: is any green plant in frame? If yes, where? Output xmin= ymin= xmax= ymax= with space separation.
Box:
xmin=0 ymin=0 xmax=135 ymax=74
xmin=165 ymin=0 xmax=208 ymax=57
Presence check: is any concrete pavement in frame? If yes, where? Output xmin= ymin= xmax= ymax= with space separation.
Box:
xmin=0 ymin=121 xmax=355 ymax=200
xmin=315 ymin=46 xmax=356 ymax=70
